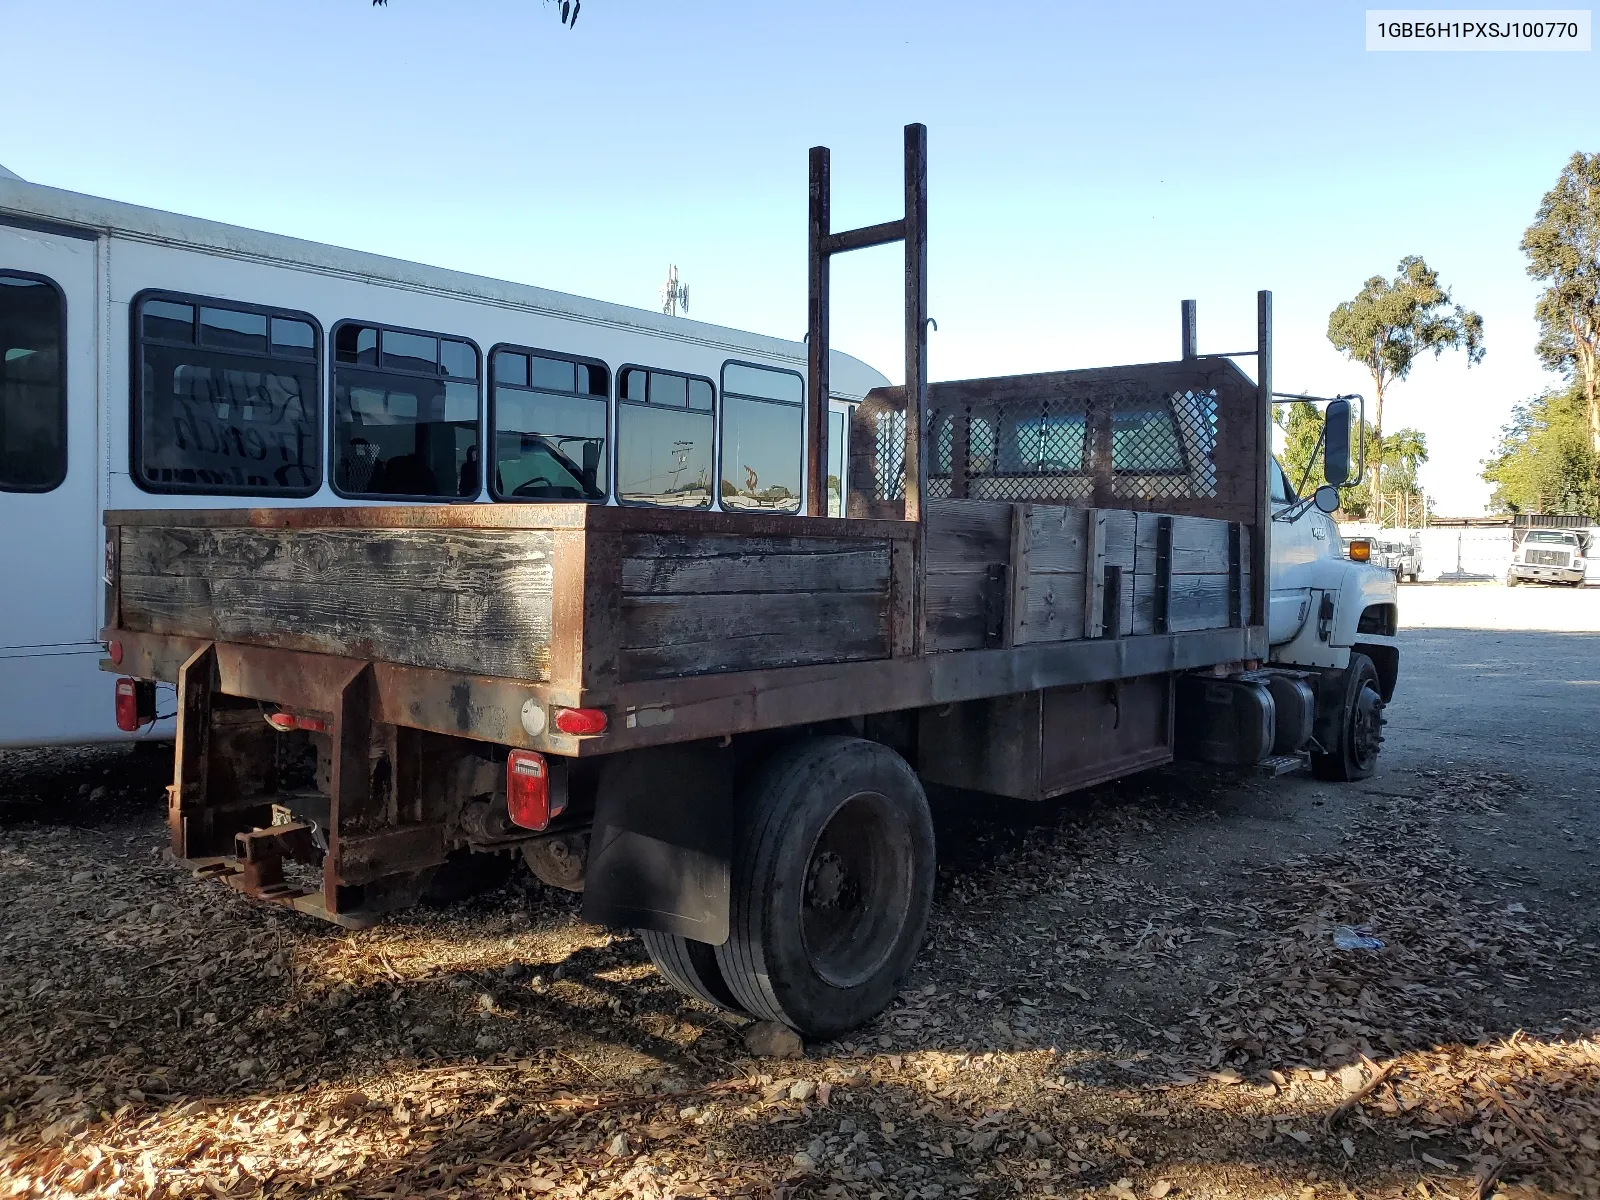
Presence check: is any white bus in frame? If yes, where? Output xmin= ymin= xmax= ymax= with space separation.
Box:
xmin=0 ymin=163 xmax=887 ymax=748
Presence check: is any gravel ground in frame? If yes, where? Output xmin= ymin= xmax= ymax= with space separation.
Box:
xmin=3 ymin=585 xmax=1599 ymax=1200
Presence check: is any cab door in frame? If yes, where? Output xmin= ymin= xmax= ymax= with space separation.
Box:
xmin=0 ymin=222 xmax=105 ymax=744
xmin=1267 ymin=459 xmax=1319 ymax=645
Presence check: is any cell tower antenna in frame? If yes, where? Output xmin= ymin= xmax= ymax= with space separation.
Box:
xmin=660 ymin=264 xmax=689 ymax=317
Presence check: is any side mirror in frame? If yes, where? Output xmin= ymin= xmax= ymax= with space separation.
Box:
xmin=1313 ymin=484 xmax=1341 ymax=514
xmin=1324 ymin=399 xmax=1352 ymax=486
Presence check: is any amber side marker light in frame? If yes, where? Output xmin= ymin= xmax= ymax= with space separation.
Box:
xmin=1348 ymin=539 xmax=1371 ymax=562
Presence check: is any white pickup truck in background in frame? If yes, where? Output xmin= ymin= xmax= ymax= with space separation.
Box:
xmin=1507 ymin=529 xmax=1589 ymax=587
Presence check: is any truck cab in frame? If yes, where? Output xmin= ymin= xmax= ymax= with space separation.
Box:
xmin=1508 ymin=529 xmax=1588 ymax=586
xmin=1264 ymin=456 xmax=1400 ymax=780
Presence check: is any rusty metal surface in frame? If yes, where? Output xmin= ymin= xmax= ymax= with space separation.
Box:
xmin=334 ymin=825 xmax=447 ymax=887
xmin=105 ymin=502 xmax=915 ymax=540
xmin=108 ymin=621 xmax=1266 ymax=760
xmin=235 ymin=822 xmax=317 ymax=895
xmin=103 ymin=629 xmax=588 ymax=754
xmin=181 ymin=856 xmax=379 ymax=930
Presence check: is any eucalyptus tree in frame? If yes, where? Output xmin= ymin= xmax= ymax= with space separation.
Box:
xmin=1522 ymin=152 xmax=1600 ymax=452
xmin=1326 ymin=257 xmax=1483 ymax=496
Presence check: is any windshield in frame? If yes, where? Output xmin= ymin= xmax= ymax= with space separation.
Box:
xmin=1270 ymin=459 xmax=1296 ymax=504
xmin=1526 ymin=530 xmax=1579 ymax=545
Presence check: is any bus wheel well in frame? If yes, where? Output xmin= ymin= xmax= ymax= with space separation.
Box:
xmin=1353 ymin=641 xmax=1398 ymax=702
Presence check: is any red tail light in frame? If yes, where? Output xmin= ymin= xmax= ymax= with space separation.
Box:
xmin=507 ymin=749 xmax=565 ymax=830
xmin=264 ymin=710 xmax=329 ymax=733
xmin=115 ymin=678 xmax=155 ymax=732
xmin=552 ymin=707 xmax=608 ymax=736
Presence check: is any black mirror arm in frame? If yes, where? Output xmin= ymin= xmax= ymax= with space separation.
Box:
xmin=1272 ymin=496 xmax=1316 ymax=523
xmin=1296 ymin=423 xmax=1327 ymax=497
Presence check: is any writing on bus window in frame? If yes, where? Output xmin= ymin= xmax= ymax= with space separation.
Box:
xmin=134 ymin=295 xmax=321 ymax=495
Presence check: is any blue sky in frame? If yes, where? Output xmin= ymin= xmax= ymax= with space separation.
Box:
xmin=2 ymin=0 xmax=1593 ymax=512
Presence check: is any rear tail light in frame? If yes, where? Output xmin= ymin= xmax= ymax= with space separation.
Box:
xmin=114 ymin=678 xmax=156 ymax=732
xmin=507 ymin=749 xmax=565 ymax=830
xmin=263 ymin=711 xmax=328 ymax=733
xmin=552 ymin=706 xmax=608 ymax=736
xmin=107 ymin=640 xmax=124 ymax=666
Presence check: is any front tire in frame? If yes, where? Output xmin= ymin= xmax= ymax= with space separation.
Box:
xmin=1311 ymin=652 xmax=1385 ymax=782
xmin=715 ymin=736 xmax=936 ymax=1039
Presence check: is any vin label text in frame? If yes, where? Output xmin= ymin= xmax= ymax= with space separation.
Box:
xmin=1366 ymin=9 xmax=1591 ymax=48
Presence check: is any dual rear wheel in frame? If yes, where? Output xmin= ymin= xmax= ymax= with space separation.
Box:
xmin=641 ymin=736 xmax=936 ymax=1039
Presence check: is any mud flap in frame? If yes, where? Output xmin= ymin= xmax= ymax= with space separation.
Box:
xmin=581 ymin=744 xmax=733 ymax=944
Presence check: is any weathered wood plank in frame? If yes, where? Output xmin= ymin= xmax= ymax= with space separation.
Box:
xmin=121 ymin=526 xmax=555 ymax=594
xmin=924 ymin=498 xmax=1011 ymax=576
xmin=890 ymin=537 xmax=916 ymax=658
xmin=1133 ymin=512 xmax=1236 ymax=575
xmin=619 ymin=534 xmax=889 ymax=595
xmin=923 ymin=570 xmax=991 ymax=652
xmin=120 ymin=573 xmax=554 ymax=681
xmin=1023 ymin=505 xmax=1090 ymax=573
xmin=1018 ymin=571 xmax=1090 ymax=645
xmin=618 ymin=592 xmax=888 ymax=680
xmin=1078 ymin=508 xmax=1133 ymax=638
xmin=1132 ymin=572 xmax=1234 ymax=634
xmin=1005 ymin=505 xmax=1032 ymax=648
xmin=1083 ymin=509 xmax=1106 ymax=639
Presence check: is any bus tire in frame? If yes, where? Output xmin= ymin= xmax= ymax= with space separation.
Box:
xmin=640 ymin=930 xmax=746 ymax=1014
xmin=715 ymin=736 xmax=935 ymax=1039
xmin=1311 ymin=652 xmax=1385 ymax=783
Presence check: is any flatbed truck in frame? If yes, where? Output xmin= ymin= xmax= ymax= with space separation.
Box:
xmin=100 ymin=126 xmax=1398 ymax=1037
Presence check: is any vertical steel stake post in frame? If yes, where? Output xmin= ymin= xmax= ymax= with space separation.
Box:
xmin=902 ymin=123 xmax=929 ymax=525
xmin=806 ymin=146 xmax=831 ymax=518
xmin=1254 ymin=290 xmax=1273 ymax=631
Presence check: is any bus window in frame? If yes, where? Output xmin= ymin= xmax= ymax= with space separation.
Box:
xmin=719 ymin=362 xmax=802 ymax=513
xmin=490 ymin=347 xmax=608 ymax=502
xmin=332 ymin=322 xmax=480 ymax=500
xmin=0 ymin=273 xmax=66 ymax=492
xmin=615 ymin=366 xmax=713 ymax=508
xmin=134 ymin=292 xmax=320 ymax=496
xmin=828 ymin=408 xmax=846 ymax=517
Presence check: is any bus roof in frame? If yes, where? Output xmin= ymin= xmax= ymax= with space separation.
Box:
xmin=0 ymin=174 xmax=890 ymax=400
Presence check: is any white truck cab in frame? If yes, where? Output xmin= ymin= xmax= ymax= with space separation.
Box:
xmin=1263 ymin=451 xmax=1400 ymax=781
xmin=1507 ymin=529 xmax=1588 ymax=587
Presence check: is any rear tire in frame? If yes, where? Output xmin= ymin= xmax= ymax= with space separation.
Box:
xmin=1311 ymin=652 xmax=1385 ymax=782
xmin=715 ymin=736 xmax=936 ymax=1039
xmin=640 ymin=930 xmax=746 ymax=1013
